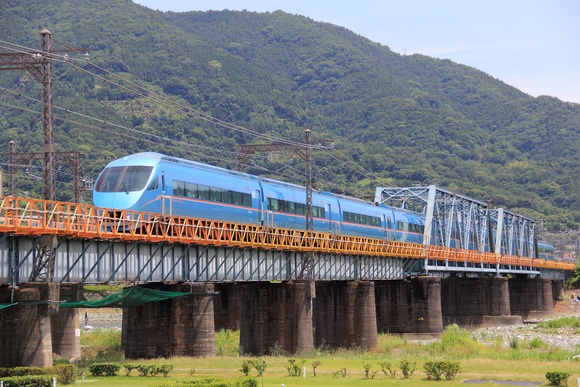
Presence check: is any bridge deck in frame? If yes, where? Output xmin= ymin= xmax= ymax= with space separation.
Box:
xmin=0 ymin=197 xmax=574 ymax=273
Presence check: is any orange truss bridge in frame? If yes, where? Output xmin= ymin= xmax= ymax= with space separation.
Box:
xmin=0 ymin=197 xmax=574 ymax=285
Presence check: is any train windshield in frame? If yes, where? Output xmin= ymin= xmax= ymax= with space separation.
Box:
xmin=95 ymin=166 xmax=153 ymax=193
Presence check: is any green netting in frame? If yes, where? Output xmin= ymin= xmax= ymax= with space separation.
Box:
xmin=0 ymin=303 xmax=18 ymax=310
xmin=59 ymin=286 xmax=191 ymax=308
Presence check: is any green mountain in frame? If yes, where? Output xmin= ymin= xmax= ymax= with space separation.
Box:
xmin=0 ymin=0 xmax=578 ymax=237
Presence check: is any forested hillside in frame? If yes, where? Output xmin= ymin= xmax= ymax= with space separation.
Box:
xmin=0 ymin=0 xmax=578 ymax=239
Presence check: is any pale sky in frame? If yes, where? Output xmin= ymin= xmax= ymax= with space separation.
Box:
xmin=134 ymin=0 xmax=580 ymax=104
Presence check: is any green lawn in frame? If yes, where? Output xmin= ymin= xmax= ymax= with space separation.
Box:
xmin=72 ymin=357 xmax=579 ymax=386
xmin=70 ymin=322 xmax=580 ymax=386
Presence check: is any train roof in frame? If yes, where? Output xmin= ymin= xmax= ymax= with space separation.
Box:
xmin=114 ymin=152 xmax=307 ymax=190
xmin=112 ymin=152 xmax=422 ymax=216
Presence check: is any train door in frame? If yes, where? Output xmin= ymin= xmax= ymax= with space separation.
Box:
xmin=327 ymin=203 xmax=339 ymax=235
xmin=327 ymin=204 xmax=333 ymax=233
xmin=383 ymin=213 xmax=393 ymax=241
xmin=255 ymin=189 xmax=264 ymax=225
xmin=160 ymin=173 xmax=170 ymax=216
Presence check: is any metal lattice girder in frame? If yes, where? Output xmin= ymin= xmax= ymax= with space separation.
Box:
xmin=374 ymin=185 xmax=492 ymax=252
xmin=375 ymin=185 xmax=538 ymax=259
xmin=490 ymin=208 xmax=536 ymax=257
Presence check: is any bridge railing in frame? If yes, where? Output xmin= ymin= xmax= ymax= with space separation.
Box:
xmin=0 ymin=196 xmax=575 ymax=271
xmin=424 ymin=245 xmax=574 ymax=271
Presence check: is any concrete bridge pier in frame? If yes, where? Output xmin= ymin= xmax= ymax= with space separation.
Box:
xmin=239 ymin=281 xmax=313 ymax=356
xmin=375 ymin=276 xmax=443 ymax=336
xmin=441 ymin=276 xmax=521 ymax=327
xmin=123 ymin=283 xmax=216 ymax=359
xmin=509 ymin=278 xmax=554 ymax=320
xmin=0 ymin=283 xmax=60 ymax=367
xmin=552 ymin=280 xmax=564 ymax=301
xmin=314 ymin=281 xmax=377 ymax=350
xmin=213 ymin=282 xmax=241 ymax=331
xmin=51 ymin=283 xmax=83 ymax=359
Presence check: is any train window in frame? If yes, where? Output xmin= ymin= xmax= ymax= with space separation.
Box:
xmin=147 ymin=177 xmax=159 ymax=191
xmin=267 ymin=198 xmax=324 ymax=217
xmin=296 ymin=203 xmax=306 ymax=215
xmin=198 ymin=185 xmax=209 ymax=200
xmin=209 ymin=188 xmax=220 ymax=202
xmin=268 ymin=198 xmax=279 ymax=211
xmin=312 ymin=207 xmax=325 ymax=218
xmin=344 ymin=211 xmax=380 ymax=226
xmin=243 ymin=193 xmax=252 ymax=207
xmin=220 ymin=190 xmax=231 ymax=203
xmin=397 ymin=221 xmax=409 ymax=231
xmin=183 ymin=183 xmax=194 ymax=198
xmin=232 ymin=191 xmax=242 ymax=205
xmin=173 ymin=183 xmax=184 ymax=196
xmin=171 ymin=179 xmax=252 ymax=207
xmin=95 ymin=166 xmax=153 ymax=192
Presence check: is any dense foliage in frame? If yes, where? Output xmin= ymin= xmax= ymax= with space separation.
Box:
xmin=0 ymin=0 xmax=578 ymax=240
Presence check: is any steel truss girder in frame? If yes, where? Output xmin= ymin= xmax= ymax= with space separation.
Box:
xmin=490 ymin=208 xmax=536 ymax=257
xmin=374 ymin=185 xmax=536 ymax=258
xmin=0 ymin=234 xmax=568 ymax=285
xmin=1 ymin=235 xmax=426 ymax=284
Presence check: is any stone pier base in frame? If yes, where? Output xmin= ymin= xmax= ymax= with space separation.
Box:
xmin=375 ymin=276 xmax=443 ymax=336
xmin=239 ymin=281 xmax=313 ymax=356
xmin=0 ymin=283 xmax=60 ymax=367
xmin=314 ymin=281 xmax=377 ymax=350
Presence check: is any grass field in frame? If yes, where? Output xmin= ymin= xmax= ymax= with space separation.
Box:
xmin=67 ymin=322 xmax=580 ymax=386
xmin=68 ymin=358 xmax=578 ymax=386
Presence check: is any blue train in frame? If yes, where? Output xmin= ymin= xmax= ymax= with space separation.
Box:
xmin=92 ymin=152 xmax=556 ymax=259
xmin=537 ymin=241 xmax=555 ymax=261
xmin=93 ymin=152 xmax=425 ymax=243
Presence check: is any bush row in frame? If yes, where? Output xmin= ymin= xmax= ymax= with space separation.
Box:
xmin=151 ymin=377 xmax=257 ymax=387
xmin=0 ymin=364 xmax=75 ymax=384
xmin=423 ymin=361 xmax=461 ymax=380
xmin=89 ymin=362 xmax=174 ymax=377
xmin=0 ymin=375 xmax=54 ymax=387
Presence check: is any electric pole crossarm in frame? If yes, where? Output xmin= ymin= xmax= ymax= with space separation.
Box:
xmin=236 ymin=130 xmax=322 ymax=280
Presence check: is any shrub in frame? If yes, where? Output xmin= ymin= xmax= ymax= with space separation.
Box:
xmin=159 ymin=364 xmax=174 ymax=377
xmin=312 ymin=361 xmax=321 ymax=377
xmin=123 ymin=363 xmax=137 ymax=376
xmin=286 ymin=358 xmax=305 ymax=376
xmin=150 ymin=377 xmax=258 ymax=387
xmin=363 ymin=362 xmax=377 ymax=379
xmin=240 ymin=360 xmax=251 ymax=376
xmin=424 ymin=361 xmax=461 ymax=380
xmin=52 ymin=364 xmax=76 ymax=384
xmin=136 ymin=364 xmax=154 ymax=376
xmin=399 ymin=359 xmax=416 ymax=379
xmin=0 ymin=365 xmax=75 ymax=385
xmin=378 ymin=361 xmax=396 ymax=378
xmin=88 ymin=362 xmax=121 ymax=376
xmin=249 ymin=359 xmax=266 ymax=377
xmin=0 ymin=375 xmax=53 ymax=386
xmin=545 ymin=371 xmax=572 ymax=386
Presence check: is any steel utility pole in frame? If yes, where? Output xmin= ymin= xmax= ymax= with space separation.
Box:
xmin=0 ymin=29 xmax=55 ymax=200
xmin=237 ymin=129 xmax=328 ymax=281
xmin=0 ymin=29 xmax=82 ymax=281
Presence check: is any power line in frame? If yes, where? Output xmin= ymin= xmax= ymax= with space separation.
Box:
xmin=0 ymin=37 xmax=377 ymax=198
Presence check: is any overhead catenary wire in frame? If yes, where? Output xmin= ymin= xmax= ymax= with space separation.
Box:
xmin=0 ymin=40 xmax=351 ymax=153
xmin=0 ymin=38 xmax=379 ymax=194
